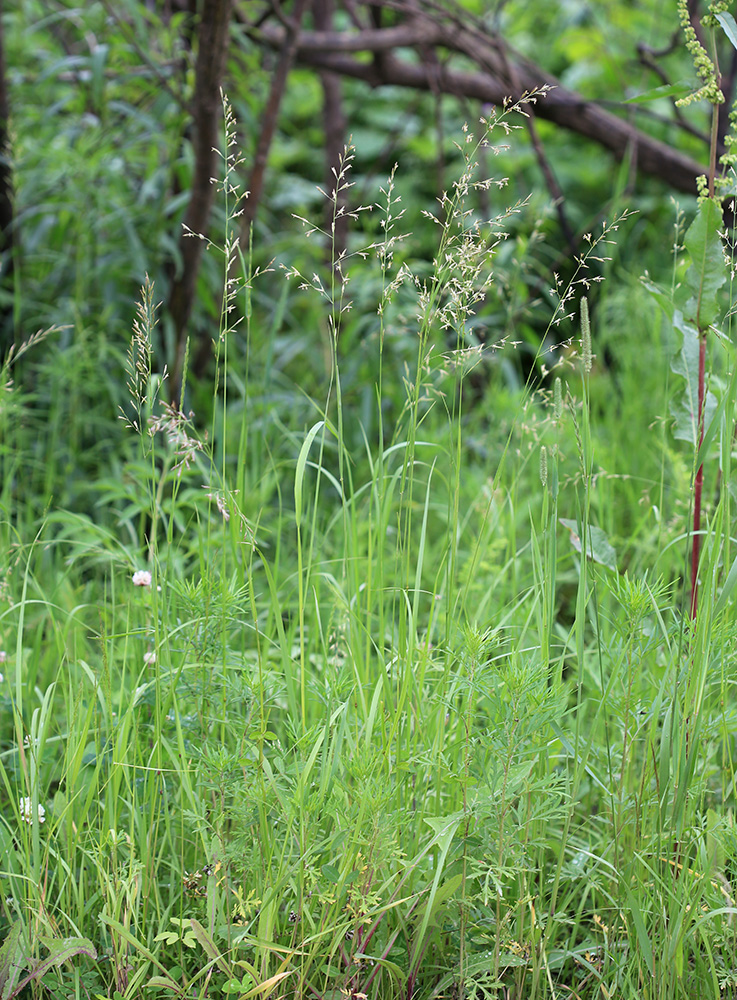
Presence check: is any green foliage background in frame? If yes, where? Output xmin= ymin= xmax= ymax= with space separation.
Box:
xmin=3 ymin=3 xmax=737 ymax=1000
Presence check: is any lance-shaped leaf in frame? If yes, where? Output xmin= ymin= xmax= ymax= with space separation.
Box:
xmin=716 ymin=11 xmax=737 ymax=51
xmin=683 ymin=198 xmax=727 ymax=330
xmin=559 ymin=519 xmax=617 ymax=571
xmin=671 ymin=312 xmax=717 ymax=445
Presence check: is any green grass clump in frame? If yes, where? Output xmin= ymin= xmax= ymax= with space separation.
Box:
xmin=3 ymin=92 xmax=737 ymax=1000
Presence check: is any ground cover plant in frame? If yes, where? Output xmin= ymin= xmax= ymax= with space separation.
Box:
xmin=6 ymin=3 xmax=737 ymax=999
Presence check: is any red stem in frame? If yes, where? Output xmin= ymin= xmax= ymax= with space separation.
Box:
xmin=690 ymin=333 xmax=707 ymax=619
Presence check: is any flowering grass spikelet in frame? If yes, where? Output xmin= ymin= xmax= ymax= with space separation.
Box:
xmin=580 ymin=297 xmax=592 ymax=374
xmin=553 ymin=377 xmax=563 ymax=420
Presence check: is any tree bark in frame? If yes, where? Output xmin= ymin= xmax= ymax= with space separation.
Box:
xmin=314 ymin=0 xmax=349 ymax=263
xmin=241 ymin=0 xmax=311 ymax=238
xmin=168 ymin=0 xmax=234 ymax=402
xmin=253 ymin=11 xmax=708 ymax=196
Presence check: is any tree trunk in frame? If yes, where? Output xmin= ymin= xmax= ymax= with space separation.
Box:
xmin=168 ymin=0 xmax=233 ymax=403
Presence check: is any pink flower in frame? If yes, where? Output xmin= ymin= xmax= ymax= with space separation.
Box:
xmin=132 ymin=570 xmax=152 ymax=588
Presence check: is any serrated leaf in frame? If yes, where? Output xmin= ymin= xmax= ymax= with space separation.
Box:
xmin=670 ymin=314 xmax=717 ymax=444
xmin=684 ymin=199 xmax=727 ymax=330
xmin=717 ymin=11 xmax=737 ymax=51
xmin=559 ymin=519 xmax=617 ymax=571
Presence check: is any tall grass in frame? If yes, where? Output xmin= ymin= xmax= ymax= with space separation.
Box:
xmin=2 ymin=85 xmax=737 ymax=1000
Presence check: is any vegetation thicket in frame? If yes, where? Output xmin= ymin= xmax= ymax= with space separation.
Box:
xmin=5 ymin=2 xmax=737 ymax=999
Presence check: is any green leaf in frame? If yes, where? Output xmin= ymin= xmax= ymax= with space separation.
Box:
xmin=0 ymin=922 xmax=25 ymax=1000
xmin=154 ymin=932 xmax=180 ymax=946
xmin=716 ymin=11 xmax=737 ymax=51
xmin=188 ymin=919 xmax=231 ymax=977
xmin=239 ymin=971 xmax=292 ymax=999
xmin=559 ymin=519 xmax=617 ymax=571
xmin=321 ymin=863 xmax=340 ymax=883
xmin=684 ymin=198 xmax=727 ymax=330
xmin=641 ymin=276 xmax=675 ymax=321
xmin=146 ymin=976 xmax=184 ymax=992
xmin=410 ymin=813 xmax=464 ymax=969
xmin=624 ymin=81 xmax=693 ymax=103
xmin=623 ymin=874 xmax=655 ymax=974
xmin=2 ymin=936 xmax=97 ymax=1000
xmin=713 ymin=553 xmax=737 ymax=618
xmin=670 ymin=313 xmax=717 ymax=445
xmin=294 ymin=421 xmax=324 ymax=528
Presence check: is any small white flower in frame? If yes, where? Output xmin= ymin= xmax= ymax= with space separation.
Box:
xmin=0 ymin=650 xmax=7 ymax=663
xmin=143 ymin=651 xmax=156 ymax=666
xmin=19 ymin=797 xmax=45 ymax=825
xmin=0 ymin=673 xmax=3 ymax=684
xmin=132 ymin=570 xmax=152 ymax=587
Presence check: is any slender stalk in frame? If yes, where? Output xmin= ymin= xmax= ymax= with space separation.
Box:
xmin=690 ymin=333 xmax=707 ymax=619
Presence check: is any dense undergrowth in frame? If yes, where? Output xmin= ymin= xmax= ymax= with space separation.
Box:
xmin=4 ymin=29 xmax=737 ymax=1000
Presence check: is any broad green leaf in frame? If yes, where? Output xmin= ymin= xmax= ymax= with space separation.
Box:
xmin=684 ymin=198 xmax=727 ymax=330
xmin=716 ymin=11 xmax=737 ymax=51
xmin=321 ymin=863 xmax=340 ymax=883
xmin=154 ymin=931 xmax=180 ymax=946
xmin=2 ymin=936 xmax=97 ymax=1000
xmin=559 ymin=519 xmax=617 ymax=571
xmin=670 ymin=313 xmax=717 ymax=445
xmin=0 ymin=923 xmax=24 ymax=1000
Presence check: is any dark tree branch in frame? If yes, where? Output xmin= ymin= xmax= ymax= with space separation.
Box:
xmin=314 ymin=0 xmax=349 ymax=262
xmin=168 ymin=0 xmax=234 ymax=401
xmin=241 ymin=0 xmax=311 ymax=237
xmin=493 ymin=38 xmax=577 ymax=256
xmin=264 ymin=27 xmax=707 ymax=196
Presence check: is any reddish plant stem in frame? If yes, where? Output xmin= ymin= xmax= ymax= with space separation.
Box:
xmin=690 ymin=332 xmax=707 ymax=619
